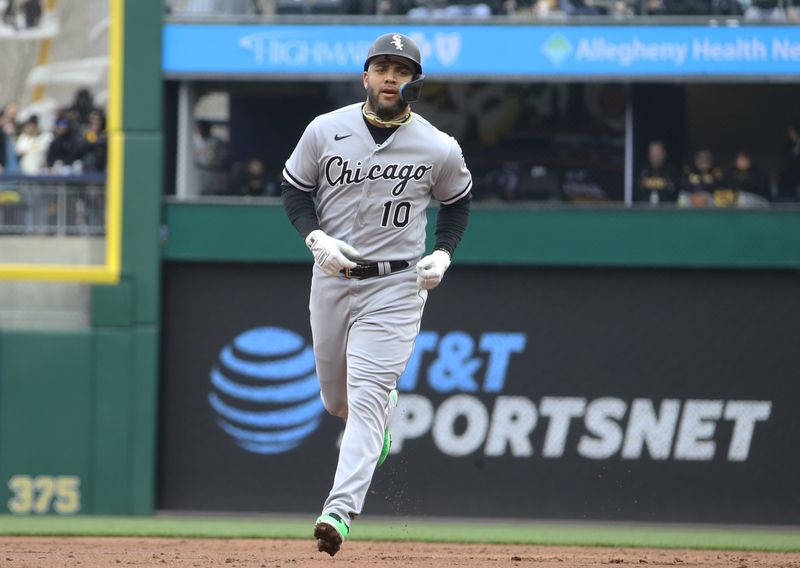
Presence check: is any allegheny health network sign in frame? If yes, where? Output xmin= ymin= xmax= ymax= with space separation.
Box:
xmin=163 ymin=24 xmax=800 ymax=78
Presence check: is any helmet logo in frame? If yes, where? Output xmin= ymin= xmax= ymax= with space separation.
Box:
xmin=391 ymin=34 xmax=404 ymax=51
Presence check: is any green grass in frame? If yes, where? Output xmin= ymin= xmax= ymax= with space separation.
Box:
xmin=0 ymin=515 xmax=799 ymax=552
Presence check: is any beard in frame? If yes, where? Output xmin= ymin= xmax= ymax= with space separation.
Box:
xmin=366 ymin=87 xmax=408 ymax=122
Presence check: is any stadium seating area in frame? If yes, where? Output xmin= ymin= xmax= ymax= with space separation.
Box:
xmin=0 ymin=0 xmax=109 ymax=234
xmin=164 ymin=0 xmax=800 ymax=18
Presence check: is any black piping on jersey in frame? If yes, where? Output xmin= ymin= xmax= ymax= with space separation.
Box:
xmin=284 ymin=168 xmax=315 ymax=191
xmin=413 ymin=286 xmax=426 ymax=333
xmin=440 ymin=178 xmax=473 ymax=205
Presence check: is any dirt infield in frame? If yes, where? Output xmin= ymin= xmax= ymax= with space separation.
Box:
xmin=2 ymin=537 xmax=800 ymax=567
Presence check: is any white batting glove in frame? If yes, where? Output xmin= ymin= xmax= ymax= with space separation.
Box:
xmin=305 ymin=229 xmax=362 ymax=277
xmin=416 ymin=249 xmax=451 ymax=290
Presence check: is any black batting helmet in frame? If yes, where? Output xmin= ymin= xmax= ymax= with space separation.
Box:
xmin=364 ymin=33 xmax=423 ymax=75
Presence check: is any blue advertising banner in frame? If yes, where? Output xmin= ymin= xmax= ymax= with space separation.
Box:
xmin=163 ymin=24 xmax=800 ymax=79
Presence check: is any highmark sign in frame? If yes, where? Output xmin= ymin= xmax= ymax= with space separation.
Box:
xmin=163 ymin=24 xmax=800 ymax=78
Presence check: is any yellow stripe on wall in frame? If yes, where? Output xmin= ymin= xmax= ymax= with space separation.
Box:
xmin=31 ymin=39 xmax=52 ymax=102
xmin=104 ymin=0 xmax=125 ymax=281
xmin=0 ymin=265 xmax=121 ymax=283
xmin=107 ymin=0 xmax=124 ymax=134
xmin=31 ymin=0 xmax=57 ymax=101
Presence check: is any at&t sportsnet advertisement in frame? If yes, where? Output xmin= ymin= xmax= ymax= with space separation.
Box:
xmin=159 ymin=262 xmax=800 ymax=524
xmin=390 ymin=330 xmax=771 ymax=463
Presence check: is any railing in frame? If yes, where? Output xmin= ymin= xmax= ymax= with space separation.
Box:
xmin=0 ymin=174 xmax=106 ymax=236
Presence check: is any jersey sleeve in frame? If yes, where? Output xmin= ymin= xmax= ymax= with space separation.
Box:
xmin=283 ymin=119 xmax=321 ymax=192
xmin=431 ymin=137 xmax=472 ymax=205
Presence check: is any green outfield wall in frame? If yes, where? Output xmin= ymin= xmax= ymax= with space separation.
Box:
xmin=164 ymin=201 xmax=800 ymax=269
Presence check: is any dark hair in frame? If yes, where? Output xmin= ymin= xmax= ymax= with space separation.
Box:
xmin=196 ymin=119 xmax=212 ymax=137
xmin=89 ymin=110 xmax=106 ymax=129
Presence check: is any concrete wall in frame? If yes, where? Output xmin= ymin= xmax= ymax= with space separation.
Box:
xmin=0 ymin=236 xmax=104 ymax=328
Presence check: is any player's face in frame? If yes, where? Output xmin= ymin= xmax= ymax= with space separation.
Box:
xmin=363 ymin=57 xmax=415 ymax=121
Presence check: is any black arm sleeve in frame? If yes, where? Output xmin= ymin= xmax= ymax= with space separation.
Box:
xmin=434 ymin=193 xmax=471 ymax=257
xmin=280 ymin=180 xmax=320 ymax=238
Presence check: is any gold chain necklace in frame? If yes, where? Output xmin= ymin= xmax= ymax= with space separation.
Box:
xmin=362 ymin=104 xmax=413 ymax=128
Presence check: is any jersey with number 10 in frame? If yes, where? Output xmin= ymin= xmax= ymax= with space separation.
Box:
xmin=283 ymin=102 xmax=472 ymax=262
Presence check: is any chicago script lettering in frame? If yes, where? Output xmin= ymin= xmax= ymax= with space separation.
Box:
xmin=325 ymin=155 xmax=432 ymax=196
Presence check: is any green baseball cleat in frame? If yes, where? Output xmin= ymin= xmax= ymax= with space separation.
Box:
xmin=314 ymin=513 xmax=350 ymax=556
xmin=377 ymin=389 xmax=398 ymax=467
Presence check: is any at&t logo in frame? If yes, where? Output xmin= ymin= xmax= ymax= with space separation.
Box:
xmin=208 ymin=327 xmax=324 ymax=454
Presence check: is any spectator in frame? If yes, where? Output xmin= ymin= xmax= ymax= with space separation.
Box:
xmin=1 ymin=100 xmax=21 ymax=135
xmin=744 ymin=0 xmax=785 ymax=19
xmin=557 ymin=0 xmax=607 ymax=15
xmin=2 ymin=0 xmax=17 ymax=28
xmin=712 ymin=0 xmax=743 ymax=14
xmin=477 ymin=162 xmax=522 ymax=201
xmin=788 ymin=0 xmax=800 ymax=19
xmin=718 ymin=150 xmax=771 ymax=206
xmin=2 ymin=0 xmax=42 ymax=29
xmin=193 ymin=119 xmax=230 ymax=194
xmin=777 ymin=119 xmax=800 ymax=201
xmin=229 ymin=159 xmax=275 ymax=197
xmin=193 ymin=119 xmax=228 ymax=169
xmin=67 ymin=89 xmax=99 ymax=128
xmin=527 ymin=0 xmax=564 ymax=16
xmin=657 ymin=0 xmax=741 ymax=14
xmin=475 ymin=162 xmax=560 ymax=202
xmin=23 ymin=0 xmax=41 ymax=27
xmin=14 ymin=115 xmax=52 ymax=175
xmin=406 ymin=0 xmax=496 ymax=17
xmin=0 ymin=130 xmax=4 ymax=173
xmin=373 ymin=0 xmax=415 ymax=14
xmin=636 ymin=140 xmax=680 ymax=204
xmin=605 ymin=0 xmax=634 ymax=15
xmin=47 ymin=118 xmax=82 ymax=173
xmin=1 ymin=101 xmax=21 ymax=174
xmin=638 ymin=0 xmax=668 ymax=13
xmin=77 ymin=110 xmax=107 ymax=172
xmin=679 ymin=148 xmax=722 ymax=207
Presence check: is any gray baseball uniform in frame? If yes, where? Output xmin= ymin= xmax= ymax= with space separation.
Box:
xmin=283 ymin=102 xmax=472 ymax=524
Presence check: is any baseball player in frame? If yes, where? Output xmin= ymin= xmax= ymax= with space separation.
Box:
xmin=280 ymin=32 xmax=472 ymax=556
